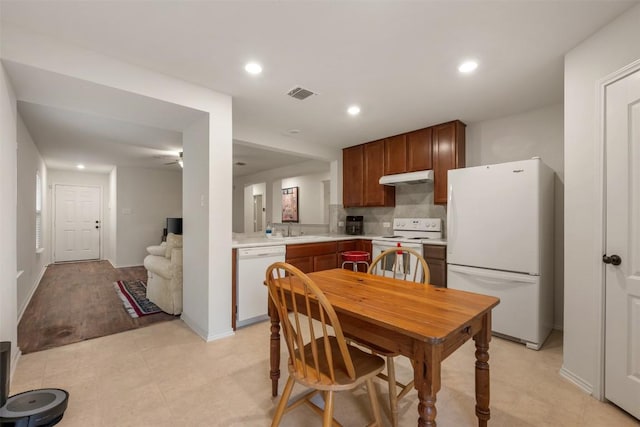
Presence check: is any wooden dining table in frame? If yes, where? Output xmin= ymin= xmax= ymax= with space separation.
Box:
xmin=268 ymin=268 xmax=500 ymax=427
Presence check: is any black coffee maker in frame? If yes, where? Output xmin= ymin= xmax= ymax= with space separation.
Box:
xmin=345 ymin=216 xmax=364 ymax=235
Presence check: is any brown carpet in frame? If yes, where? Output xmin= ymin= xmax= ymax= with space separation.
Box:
xmin=18 ymin=260 xmax=178 ymax=354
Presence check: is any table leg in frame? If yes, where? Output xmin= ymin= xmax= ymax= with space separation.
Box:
xmin=413 ymin=346 xmax=442 ymax=427
xmin=473 ymin=313 xmax=492 ymax=426
xmin=269 ymin=298 xmax=281 ymax=397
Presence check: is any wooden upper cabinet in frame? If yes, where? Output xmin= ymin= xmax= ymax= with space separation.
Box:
xmin=364 ymin=140 xmax=395 ymax=207
xmin=384 ymin=134 xmax=407 ymax=175
xmin=406 ymin=127 xmax=433 ymax=172
xmin=343 ymin=145 xmax=364 ymax=207
xmin=433 ymin=120 xmax=466 ymax=204
xmin=343 ymin=119 xmax=463 ymax=207
xmin=385 ymin=130 xmax=432 ymax=175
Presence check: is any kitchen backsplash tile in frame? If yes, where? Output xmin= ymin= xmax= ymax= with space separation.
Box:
xmin=270 ymin=222 xmax=330 ymax=236
xmin=337 ymin=182 xmax=447 ymax=236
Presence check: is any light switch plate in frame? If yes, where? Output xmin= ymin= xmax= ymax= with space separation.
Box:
xmin=383 ymin=222 xmax=391 ymax=228
xmin=338 ymin=221 xmax=344 ymax=227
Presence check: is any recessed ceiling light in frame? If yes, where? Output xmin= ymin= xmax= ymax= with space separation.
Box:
xmin=77 ymin=164 xmax=85 ymax=170
xmin=458 ymin=60 xmax=478 ymax=73
xmin=244 ymin=62 xmax=262 ymax=75
xmin=347 ymin=105 xmax=361 ymax=116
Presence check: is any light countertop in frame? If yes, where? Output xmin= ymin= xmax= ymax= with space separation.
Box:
xmin=232 ymin=234 xmax=446 ymax=248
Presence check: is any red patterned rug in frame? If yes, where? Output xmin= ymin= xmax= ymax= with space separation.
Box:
xmin=113 ymin=280 xmax=161 ymax=317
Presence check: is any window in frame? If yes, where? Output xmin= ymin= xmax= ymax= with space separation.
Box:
xmin=36 ymin=170 xmax=42 ymax=251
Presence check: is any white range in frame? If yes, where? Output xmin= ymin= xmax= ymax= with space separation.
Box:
xmin=371 ymin=218 xmax=442 ymax=280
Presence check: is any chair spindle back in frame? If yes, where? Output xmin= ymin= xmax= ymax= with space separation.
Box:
xmin=266 ymin=262 xmax=356 ymax=385
xmin=368 ymin=247 xmax=430 ymax=284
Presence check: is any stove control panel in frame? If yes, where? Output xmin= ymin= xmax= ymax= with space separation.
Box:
xmin=392 ymin=218 xmax=441 ymax=232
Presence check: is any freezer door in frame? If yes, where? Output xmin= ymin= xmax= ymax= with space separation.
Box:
xmin=447 ymin=264 xmax=545 ymax=346
xmin=447 ymin=159 xmax=540 ymax=274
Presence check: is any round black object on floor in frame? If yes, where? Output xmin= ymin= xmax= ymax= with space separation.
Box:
xmin=0 ymin=388 xmax=69 ymax=427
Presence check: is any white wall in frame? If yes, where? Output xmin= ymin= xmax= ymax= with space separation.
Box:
xmin=233 ymin=159 xmax=331 ymax=232
xmin=0 ymin=64 xmax=19 ymax=365
xmin=115 ymin=167 xmax=182 ymax=267
xmin=278 ymin=172 xmax=331 ymax=224
xmin=16 ymin=113 xmax=49 ymax=321
xmin=563 ymin=3 xmax=640 ymax=394
xmin=108 ymin=168 xmax=117 ymax=265
xmin=232 ymin=182 xmax=244 ymax=233
xmin=2 ymin=25 xmax=233 ymax=341
xmin=48 ymin=169 xmax=110 ymax=262
xmin=466 ymin=103 xmax=564 ymax=329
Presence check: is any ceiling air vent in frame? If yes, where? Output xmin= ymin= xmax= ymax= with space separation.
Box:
xmin=287 ymin=86 xmax=316 ymax=100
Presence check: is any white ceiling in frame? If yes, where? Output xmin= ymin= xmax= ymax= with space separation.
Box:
xmin=1 ymin=1 xmax=638 ymax=174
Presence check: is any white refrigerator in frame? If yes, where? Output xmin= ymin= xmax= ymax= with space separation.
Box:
xmin=446 ymin=158 xmax=554 ymax=350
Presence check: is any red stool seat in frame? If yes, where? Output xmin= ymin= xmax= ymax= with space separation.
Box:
xmin=341 ymin=251 xmax=370 ymax=271
xmin=342 ymin=251 xmax=370 ymax=262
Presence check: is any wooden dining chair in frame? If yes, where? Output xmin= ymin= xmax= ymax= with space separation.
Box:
xmin=266 ymin=262 xmax=385 ymax=427
xmin=367 ymin=247 xmax=430 ymax=427
xmin=368 ymin=246 xmax=430 ymax=284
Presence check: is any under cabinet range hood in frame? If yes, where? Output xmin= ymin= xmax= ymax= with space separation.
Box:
xmin=379 ymin=170 xmax=434 ymax=186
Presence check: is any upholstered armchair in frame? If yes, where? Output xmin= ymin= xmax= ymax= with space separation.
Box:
xmin=143 ymin=233 xmax=183 ymax=315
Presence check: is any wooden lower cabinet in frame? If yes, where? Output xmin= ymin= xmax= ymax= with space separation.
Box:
xmin=357 ymin=239 xmax=372 ymax=256
xmin=314 ymin=253 xmax=338 ymax=271
xmin=336 ymin=239 xmax=372 ymax=272
xmin=287 ymin=239 xmax=373 ymax=274
xmin=286 ymin=242 xmax=338 ymax=273
xmin=337 ymin=240 xmax=358 ymax=253
xmin=286 ymin=256 xmax=314 ymax=273
xmin=424 ymin=244 xmax=447 ymax=287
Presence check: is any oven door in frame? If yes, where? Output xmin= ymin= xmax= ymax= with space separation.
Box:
xmin=371 ymin=240 xmax=424 ymax=280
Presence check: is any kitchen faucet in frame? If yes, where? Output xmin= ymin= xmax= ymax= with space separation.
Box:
xmin=283 ymin=223 xmax=297 ymax=237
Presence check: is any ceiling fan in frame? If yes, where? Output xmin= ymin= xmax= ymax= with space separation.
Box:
xmin=163 ymin=151 xmax=183 ymax=168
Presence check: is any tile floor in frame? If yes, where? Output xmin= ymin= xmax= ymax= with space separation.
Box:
xmin=10 ymin=320 xmax=639 ymax=426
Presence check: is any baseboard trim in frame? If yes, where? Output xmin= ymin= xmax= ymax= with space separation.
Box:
xmin=560 ymin=366 xmax=593 ymax=395
xmin=17 ymin=264 xmax=47 ymax=323
xmin=113 ymin=263 xmax=145 ymax=268
xmin=180 ymin=313 xmax=235 ymax=342
xmin=207 ymin=329 xmax=235 ymax=342
xmin=180 ymin=313 xmax=208 ymax=340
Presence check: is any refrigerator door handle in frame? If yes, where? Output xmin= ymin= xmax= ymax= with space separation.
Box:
xmin=448 ymin=264 xmax=538 ymax=284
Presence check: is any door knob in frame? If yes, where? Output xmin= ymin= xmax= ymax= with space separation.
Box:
xmin=602 ymin=254 xmax=622 ymax=266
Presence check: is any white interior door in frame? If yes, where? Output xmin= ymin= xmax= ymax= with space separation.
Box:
xmin=54 ymin=184 xmax=101 ymax=262
xmin=604 ymin=66 xmax=640 ymax=419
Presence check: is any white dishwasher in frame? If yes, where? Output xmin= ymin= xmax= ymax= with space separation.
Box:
xmin=236 ymin=245 xmax=286 ymax=328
